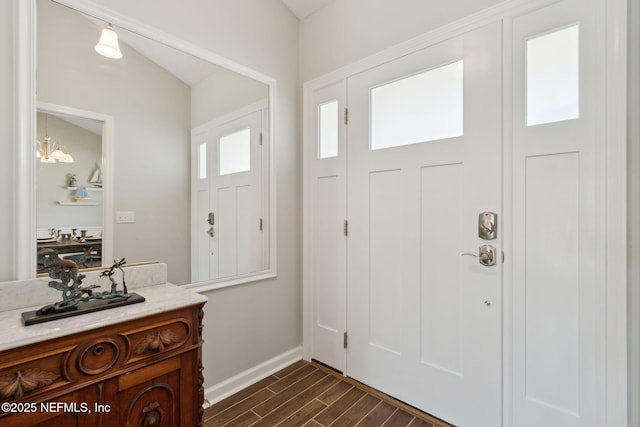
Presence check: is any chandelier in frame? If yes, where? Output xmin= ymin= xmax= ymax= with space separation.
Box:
xmin=36 ymin=115 xmax=74 ymax=163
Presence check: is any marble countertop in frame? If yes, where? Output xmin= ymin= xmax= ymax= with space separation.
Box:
xmin=0 ymin=263 xmax=207 ymax=353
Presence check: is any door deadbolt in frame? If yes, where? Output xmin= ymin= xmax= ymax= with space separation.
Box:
xmin=461 ymin=244 xmax=497 ymax=267
xmin=479 ymin=211 xmax=497 ymax=240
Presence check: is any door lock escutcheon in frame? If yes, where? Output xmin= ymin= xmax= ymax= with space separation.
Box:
xmin=207 ymin=212 xmax=215 ymax=225
xmin=461 ymin=244 xmax=497 ymax=267
xmin=479 ymin=211 xmax=497 ymax=240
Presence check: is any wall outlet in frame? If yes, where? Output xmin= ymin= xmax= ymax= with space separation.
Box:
xmin=115 ymin=211 xmax=135 ymax=224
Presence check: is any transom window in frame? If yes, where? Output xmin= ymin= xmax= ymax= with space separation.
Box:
xmin=370 ymin=60 xmax=464 ymax=150
xmin=219 ymin=128 xmax=251 ymax=176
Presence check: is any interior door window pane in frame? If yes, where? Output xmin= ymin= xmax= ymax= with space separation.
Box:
xmin=526 ymin=24 xmax=580 ymax=126
xmin=219 ymin=128 xmax=250 ymax=176
xmin=370 ymin=60 xmax=463 ymax=150
xmin=318 ymin=99 xmax=339 ymax=159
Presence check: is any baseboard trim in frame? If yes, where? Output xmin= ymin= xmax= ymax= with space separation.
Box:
xmin=203 ymin=346 xmax=303 ymax=407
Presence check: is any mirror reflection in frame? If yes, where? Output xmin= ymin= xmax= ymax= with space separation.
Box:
xmin=37 ymin=0 xmax=271 ymax=285
xmin=36 ymin=110 xmax=104 ymax=269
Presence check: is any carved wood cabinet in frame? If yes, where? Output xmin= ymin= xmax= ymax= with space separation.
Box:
xmin=0 ymin=303 xmax=205 ymax=427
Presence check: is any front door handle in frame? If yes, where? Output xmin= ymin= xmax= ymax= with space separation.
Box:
xmin=461 ymin=244 xmax=496 ymax=266
xmin=207 ymin=227 xmax=214 ymax=237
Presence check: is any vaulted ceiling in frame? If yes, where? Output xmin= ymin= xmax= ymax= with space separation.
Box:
xmin=280 ymin=0 xmax=334 ymax=19
xmin=71 ymin=1 xmax=336 ymax=89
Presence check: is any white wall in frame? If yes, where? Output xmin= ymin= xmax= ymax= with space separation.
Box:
xmin=37 ymin=0 xmax=192 ymax=284
xmin=299 ymin=0 xmax=505 ymax=81
xmin=191 ymin=68 xmax=269 ymax=128
xmin=84 ymin=0 xmax=301 ymax=388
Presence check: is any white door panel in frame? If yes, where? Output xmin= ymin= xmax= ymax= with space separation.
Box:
xmin=191 ymin=110 xmax=264 ymax=282
xmin=308 ymin=81 xmax=347 ymax=372
xmin=191 ymin=129 xmax=212 ymax=283
xmin=347 ymin=22 xmax=502 ymax=427
xmin=211 ymin=111 xmax=263 ymax=279
xmin=511 ymin=1 xmax=604 ymax=425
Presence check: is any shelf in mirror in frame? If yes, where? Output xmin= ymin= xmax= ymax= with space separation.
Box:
xmin=58 ymin=201 xmax=99 ymax=206
xmin=65 ymin=187 xmax=102 ymax=191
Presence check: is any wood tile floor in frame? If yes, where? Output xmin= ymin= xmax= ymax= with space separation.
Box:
xmin=203 ymin=360 xmax=454 ymax=427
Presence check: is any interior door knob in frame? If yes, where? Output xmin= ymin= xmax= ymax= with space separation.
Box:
xmin=461 ymin=244 xmax=496 ymax=266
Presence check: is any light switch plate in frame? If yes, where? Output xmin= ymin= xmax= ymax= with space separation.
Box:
xmin=116 ymin=211 xmax=135 ymax=224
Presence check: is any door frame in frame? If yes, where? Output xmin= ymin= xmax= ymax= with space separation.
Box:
xmin=302 ymin=0 xmax=628 ymax=425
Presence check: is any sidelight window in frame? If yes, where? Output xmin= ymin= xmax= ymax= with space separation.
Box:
xmin=198 ymin=143 xmax=207 ymax=179
xmin=318 ymin=99 xmax=339 ymax=159
xmin=526 ymin=24 xmax=580 ymax=126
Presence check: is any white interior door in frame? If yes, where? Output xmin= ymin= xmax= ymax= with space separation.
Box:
xmin=346 ymin=22 xmax=502 ymax=427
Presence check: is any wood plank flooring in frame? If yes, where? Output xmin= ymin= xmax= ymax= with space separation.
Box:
xmin=203 ymin=360 xmax=454 ymax=427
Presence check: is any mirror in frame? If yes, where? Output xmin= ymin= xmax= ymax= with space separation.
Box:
xmin=32 ymin=0 xmax=275 ymax=286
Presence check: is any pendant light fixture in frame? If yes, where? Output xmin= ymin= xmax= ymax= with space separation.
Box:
xmin=94 ymin=24 xmax=123 ymax=59
xmin=36 ymin=115 xmax=75 ymax=163
xmin=37 ymin=136 xmax=74 ymax=163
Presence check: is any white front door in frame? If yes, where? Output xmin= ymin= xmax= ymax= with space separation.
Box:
xmin=346 ymin=22 xmax=502 ymax=427
xmin=191 ymin=110 xmax=264 ymax=282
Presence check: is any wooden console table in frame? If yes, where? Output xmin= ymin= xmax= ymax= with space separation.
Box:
xmin=0 ymin=265 xmax=207 ymax=427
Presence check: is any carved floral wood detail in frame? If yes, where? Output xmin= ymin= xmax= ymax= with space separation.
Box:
xmin=76 ymin=339 xmax=120 ymax=375
xmin=197 ymin=306 xmax=205 ymax=427
xmin=134 ymin=329 xmax=180 ymax=355
xmin=141 ymin=401 xmax=165 ymax=427
xmin=0 ymin=368 xmax=59 ymax=399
